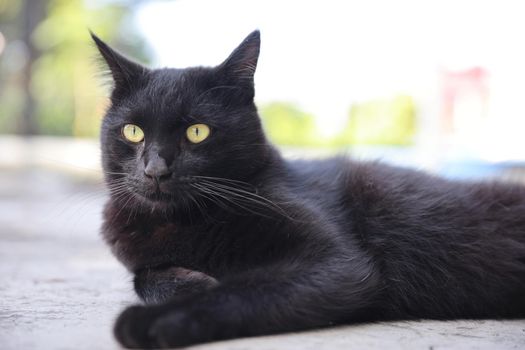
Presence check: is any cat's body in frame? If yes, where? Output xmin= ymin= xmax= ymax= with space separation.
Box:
xmin=93 ymin=31 xmax=525 ymax=348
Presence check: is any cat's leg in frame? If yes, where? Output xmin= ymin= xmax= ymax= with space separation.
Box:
xmin=115 ymin=256 xmax=379 ymax=348
xmin=134 ymin=267 xmax=219 ymax=305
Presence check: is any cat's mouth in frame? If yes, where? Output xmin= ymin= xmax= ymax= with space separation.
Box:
xmin=112 ymin=178 xmax=194 ymax=209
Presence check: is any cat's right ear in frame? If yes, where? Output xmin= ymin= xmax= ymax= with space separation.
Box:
xmin=90 ymin=31 xmax=146 ymax=92
xmin=218 ymin=30 xmax=260 ymax=84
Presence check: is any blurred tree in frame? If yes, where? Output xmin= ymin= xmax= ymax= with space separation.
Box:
xmin=21 ymin=0 xmax=47 ymax=135
xmin=0 ymin=0 xmax=150 ymax=137
xmin=0 ymin=0 xmax=27 ymax=134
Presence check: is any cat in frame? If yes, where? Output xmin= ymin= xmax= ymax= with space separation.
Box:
xmin=91 ymin=30 xmax=525 ymax=349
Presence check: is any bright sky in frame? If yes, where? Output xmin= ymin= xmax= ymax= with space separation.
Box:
xmin=134 ymin=0 xmax=525 ymax=150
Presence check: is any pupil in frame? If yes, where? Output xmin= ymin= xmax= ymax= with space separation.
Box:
xmin=195 ymin=127 xmax=199 ymax=136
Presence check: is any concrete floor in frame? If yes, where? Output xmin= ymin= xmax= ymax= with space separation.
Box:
xmin=1 ymin=160 xmax=525 ymax=349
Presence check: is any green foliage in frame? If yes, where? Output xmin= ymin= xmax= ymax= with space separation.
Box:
xmin=338 ymin=95 xmax=416 ymax=146
xmin=259 ymin=102 xmax=318 ymax=146
xmin=33 ymin=0 xmax=150 ymax=136
xmin=0 ymin=0 xmax=150 ymax=136
xmin=260 ymin=96 xmax=417 ymax=148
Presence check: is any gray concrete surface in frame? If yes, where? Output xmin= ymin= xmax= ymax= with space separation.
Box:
xmin=1 ymin=137 xmax=525 ymax=349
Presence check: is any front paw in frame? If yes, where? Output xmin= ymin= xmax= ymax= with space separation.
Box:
xmin=114 ymin=305 xmax=159 ymax=348
xmin=114 ymin=305 xmax=212 ymax=349
xmin=148 ymin=311 xmax=210 ymax=348
xmin=134 ymin=267 xmax=219 ymax=305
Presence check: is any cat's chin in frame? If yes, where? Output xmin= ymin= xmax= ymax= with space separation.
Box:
xmin=129 ymin=191 xmax=177 ymax=211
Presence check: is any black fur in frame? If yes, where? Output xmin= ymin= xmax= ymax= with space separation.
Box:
xmin=92 ymin=30 xmax=525 ymax=348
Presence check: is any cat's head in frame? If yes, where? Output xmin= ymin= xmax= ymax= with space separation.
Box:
xmin=92 ymin=31 xmax=272 ymax=211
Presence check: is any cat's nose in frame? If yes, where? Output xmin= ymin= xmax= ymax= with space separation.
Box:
xmin=144 ymin=154 xmax=171 ymax=181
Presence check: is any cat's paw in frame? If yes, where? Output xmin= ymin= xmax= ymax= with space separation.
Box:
xmin=147 ymin=311 xmax=210 ymax=348
xmin=114 ymin=305 xmax=159 ymax=349
xmin=114 ymin=304 xmax=212 ymax=349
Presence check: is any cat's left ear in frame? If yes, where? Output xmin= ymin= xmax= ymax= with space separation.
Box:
xmin=219 ymin=30 xmax=260 ymax=83
xmin=90 ymin=31 xmax=147 ymax=92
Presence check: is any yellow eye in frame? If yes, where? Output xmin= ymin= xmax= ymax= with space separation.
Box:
xmin=186 ymin=124 xmax=210 ymax=143
xmin=122 ymin=124 xmax=144 ymax=143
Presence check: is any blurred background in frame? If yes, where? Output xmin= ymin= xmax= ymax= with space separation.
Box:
xmin=2 ymin=1 xmax=525 ymax=348
xmin=2 ymin=0 xmax=525 ymax=179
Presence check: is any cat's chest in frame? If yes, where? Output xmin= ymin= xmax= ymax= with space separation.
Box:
xmin=103 ymin=217 xmax=219 ymax=273
xmin=102 ymin=202 xmax=299 ymax=277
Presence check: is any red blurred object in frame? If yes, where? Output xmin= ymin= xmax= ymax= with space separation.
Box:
xmin=440 ymin=67 xmax=490 ymax=135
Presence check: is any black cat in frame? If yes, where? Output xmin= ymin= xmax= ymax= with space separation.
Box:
xmin=91 ymin=30 xmax=525 ymax=349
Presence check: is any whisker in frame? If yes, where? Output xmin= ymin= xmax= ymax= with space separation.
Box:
xmin=191 ymin=183 xmax=270 ymax=217
xmin=197 ymin=180 xmax=296 ymax=221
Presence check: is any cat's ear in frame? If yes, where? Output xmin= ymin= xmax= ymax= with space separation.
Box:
xmin=90 ymin=31 xmax=146 ymax=91
xmin=219 ymin=30 xmax=260 ymax=83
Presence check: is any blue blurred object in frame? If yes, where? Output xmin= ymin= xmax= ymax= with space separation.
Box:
xmin=439 ymin=158 xmax=525 ymax=182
